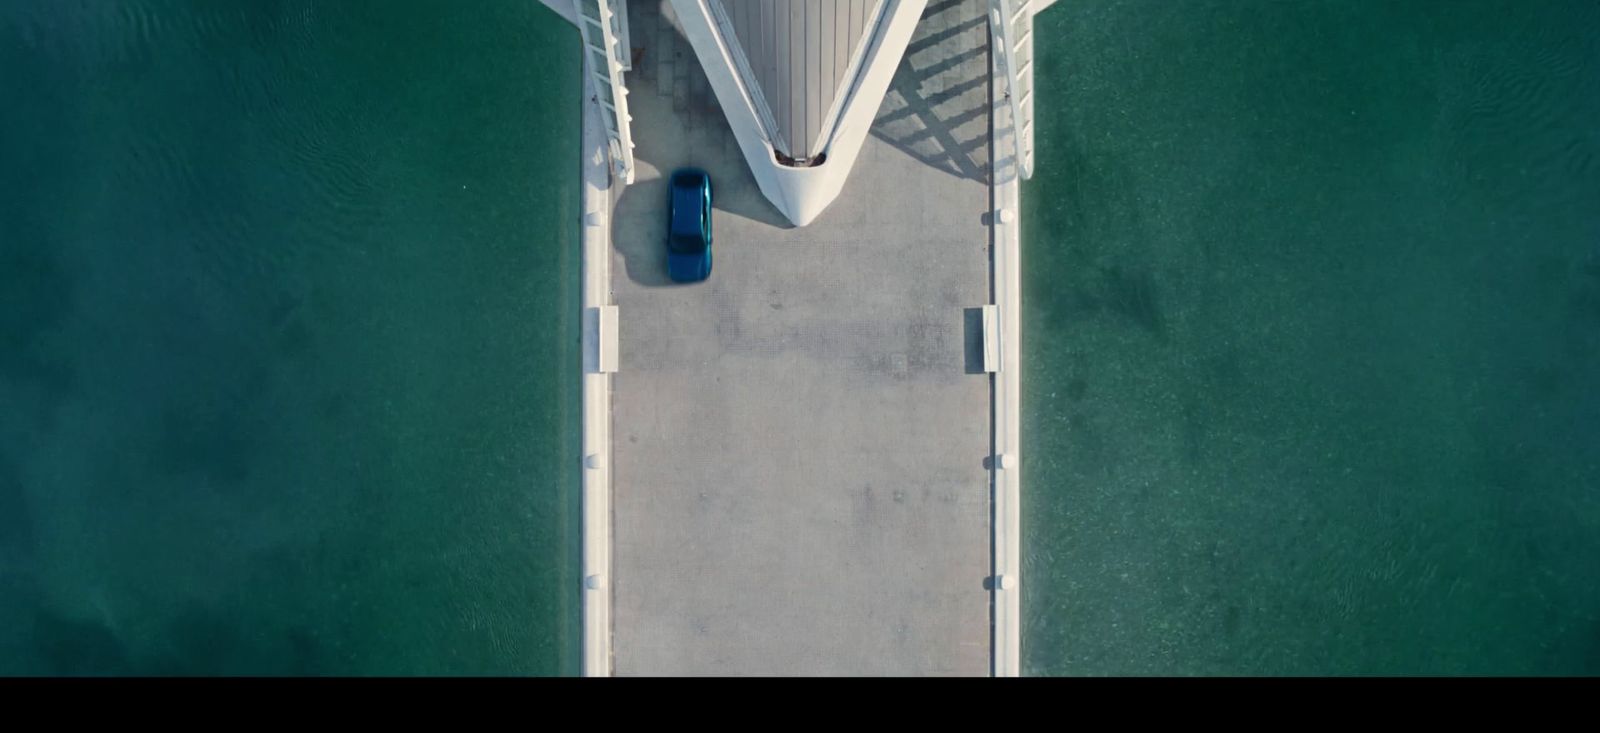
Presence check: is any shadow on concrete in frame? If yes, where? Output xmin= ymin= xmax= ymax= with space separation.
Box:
xmin=708 ymin=167 xmax=792 ymax=231
xmin=871 ymin=0 xmax=992 ymax=183
xmin=963 ymin=307 xmax=987 ymax=375
xmin=612 ymin=178 xmax=674 ymax=288
xmin=582 ymin=306 xmax=604 ymax=372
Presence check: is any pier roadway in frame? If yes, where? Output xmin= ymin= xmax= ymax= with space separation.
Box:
xmin=607 ymin=0 xmax=995 ymax=676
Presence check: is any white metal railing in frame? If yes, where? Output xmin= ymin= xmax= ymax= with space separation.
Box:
xmin=575 ymin=0 xmax=636 ymax=184
xmin=989 ymin=0 xmax=1034 ymax=180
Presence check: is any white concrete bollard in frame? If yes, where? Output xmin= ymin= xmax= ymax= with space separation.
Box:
xmin=585 ymin=453 xmax=605 ymax=470
xmin=998 ymin=453 xmax=1017 ymax=470
xmin=998 ymin=208 xmax=1015 ymax=224
xmin=997 ymin=574 xmax=1016 ymax=591
xmin=585 ymin=574 xmax=607 ymax=590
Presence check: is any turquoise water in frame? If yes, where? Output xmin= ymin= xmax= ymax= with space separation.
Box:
xmin=0 ymin=1 xmax=581 ymax=674
xmin=1022 ymin=0 xmax=1600 ymax=674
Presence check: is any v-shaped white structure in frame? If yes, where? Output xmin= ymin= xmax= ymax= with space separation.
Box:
xmin=669 ymin=0 xmax=929 ymax=226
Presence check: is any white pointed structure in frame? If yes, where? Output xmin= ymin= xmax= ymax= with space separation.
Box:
xmin=669 ymin=0 xmax=929 ymax=226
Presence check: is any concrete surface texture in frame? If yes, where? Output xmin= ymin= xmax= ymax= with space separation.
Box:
xmin=608 ymin=0 xmax=996 ymax=676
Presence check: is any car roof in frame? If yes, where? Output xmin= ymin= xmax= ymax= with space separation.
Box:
xmin=670 ymin=179 xmax=705 ymax=237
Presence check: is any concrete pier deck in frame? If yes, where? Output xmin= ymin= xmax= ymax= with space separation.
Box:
xmin=605 ymin=0 xmax=997 ymax=676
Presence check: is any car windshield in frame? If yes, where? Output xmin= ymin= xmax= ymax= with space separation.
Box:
xmin=669 ymin=232 xmax=705 ymax=254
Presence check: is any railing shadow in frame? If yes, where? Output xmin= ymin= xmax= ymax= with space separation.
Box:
xmin=871 ymin=0 xmax=993 ymax=183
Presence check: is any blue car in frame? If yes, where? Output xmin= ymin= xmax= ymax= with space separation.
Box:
xmin=667 ymin=169 xmax=713 ymax=283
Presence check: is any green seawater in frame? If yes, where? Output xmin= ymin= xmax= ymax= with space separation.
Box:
xmin=0 ymin=1 xmax=581 ymax=675
xmin=1022 ymin=0 xmax=1600 ymax=674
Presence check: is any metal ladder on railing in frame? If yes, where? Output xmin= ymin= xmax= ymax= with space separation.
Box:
xmin=990 ymin=0 xmax=1035 ymax=180
xmin=575 ymin=0 xmax=636 ymax=184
